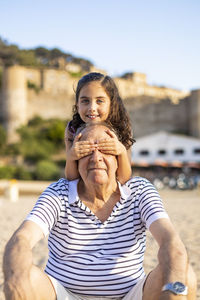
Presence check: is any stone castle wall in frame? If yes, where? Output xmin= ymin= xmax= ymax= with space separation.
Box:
xmin=114 ymin=73 xmax=189 ymax=104
xmin=1 ymin=66 xmax=76 ymax=142
xmin=0 ymin=65 xmax=200 ymax=143
xmin=125 ymin=96 xmax=190 ymax=138
xmin=188 ymin=90 xmax=200 ymax=137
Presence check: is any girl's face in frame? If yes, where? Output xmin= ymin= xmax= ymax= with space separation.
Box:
xmin=77 ymin=81 xmax=111 ymax=123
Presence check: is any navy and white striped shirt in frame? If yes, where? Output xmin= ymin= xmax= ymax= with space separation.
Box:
xmin=26 ymin=177 xmax=168 ymax=297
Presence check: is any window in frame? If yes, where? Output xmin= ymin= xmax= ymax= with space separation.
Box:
xmin=174 ymin=149 xmax=184 ymax=155
xmin=139 ymin=150 xmax=149 ymax=156
xmin=193 ymin=148 xmax=200 ymax=154
xmin=158 ymin=149 xmax=166 ymax=155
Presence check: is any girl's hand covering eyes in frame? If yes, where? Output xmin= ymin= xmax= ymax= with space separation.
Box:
xmin=97 ymin=129 xmax=126 ymax=156
xmin=69 ymin=133 xmax=97 ymax=160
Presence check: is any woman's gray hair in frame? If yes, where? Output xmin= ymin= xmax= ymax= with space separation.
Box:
xmin=75 ymin=121 xmax=119 ymax=138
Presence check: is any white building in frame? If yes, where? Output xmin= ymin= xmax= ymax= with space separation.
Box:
xmin=131 ymin=131 xmax=200 ymax=168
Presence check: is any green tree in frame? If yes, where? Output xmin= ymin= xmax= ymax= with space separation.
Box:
xmin=28 ymin=116 xmax=44 ymax=126
xmin=0 ymin=125 xmax=7 ymax=154
xmin=0 ymin=117 xmax=67 ymax=180
xmin=16 ymin=118 xmax=66 ymax=162
xmin=50 ymin=48 xmax=63 ymax=59
xmin=45 ymin=120 xmax=66 ymax=145
xmin=0 ymin=37 xmax=19 ymax=66
xmin=15 ymin=166 xmax=32 ymax=180
xmin=0 ymin=165 xmax=16 ymax=179
xmin=35 ymin=160 xmax=60 ymax=180
xmin=34 ymin=47 xmax=50 ymax=65
xmin=17 ymin=138 xmax=54 ymax=163
xmin=17 ymin=50 xmax=38 ymax=67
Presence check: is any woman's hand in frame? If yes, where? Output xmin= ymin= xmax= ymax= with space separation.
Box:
xmin=97 ymin=129 xmax=126 ymax=156
xmin=68 ymin=133 xmax=97 ymax=160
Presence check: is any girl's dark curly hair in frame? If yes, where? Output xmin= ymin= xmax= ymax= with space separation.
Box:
xmin=71 ymin=72 xmax=135 ymax=149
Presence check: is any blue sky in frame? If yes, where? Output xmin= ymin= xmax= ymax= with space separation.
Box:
xmin=0 ymin=0 xmax=199 ymax=91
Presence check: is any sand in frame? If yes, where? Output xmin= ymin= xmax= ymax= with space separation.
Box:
xmin=0 ymin=186 xmax=199 ymax=299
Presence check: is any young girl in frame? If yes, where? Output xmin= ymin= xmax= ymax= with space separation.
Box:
xmin=65 ymin=72 xmax=135 ymax=184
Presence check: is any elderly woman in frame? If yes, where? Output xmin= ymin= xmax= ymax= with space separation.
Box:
xmin=3 ymin=123 xmax=196 ymax=300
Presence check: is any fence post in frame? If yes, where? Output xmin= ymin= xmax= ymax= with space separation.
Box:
xmin=5 ymin=179 xmax=19 ymax=202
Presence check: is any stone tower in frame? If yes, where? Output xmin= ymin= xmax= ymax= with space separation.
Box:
xmin=189 ymin=89 xmax=200 ymax=138
xmin=2 ymin=65 xmax=27 ymax=143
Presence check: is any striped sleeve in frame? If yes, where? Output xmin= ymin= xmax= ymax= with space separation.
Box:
xmin=26 ymin=182 xmax=63 ymax=236
xmin=138 ymin=179 xmax=169 ymax=229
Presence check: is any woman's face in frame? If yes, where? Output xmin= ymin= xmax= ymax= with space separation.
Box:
xmin=77 ymin=81 xmax=111 ymax=124
xmin=78 ymin=125 xmax=118 ymax=186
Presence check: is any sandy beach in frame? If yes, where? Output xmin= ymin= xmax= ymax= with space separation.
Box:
xmin=0 ymin=184 xmax=199 ymax=299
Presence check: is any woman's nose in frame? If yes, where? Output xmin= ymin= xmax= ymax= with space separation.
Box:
xmin=91 ymin=148 xmax=103 ymax=161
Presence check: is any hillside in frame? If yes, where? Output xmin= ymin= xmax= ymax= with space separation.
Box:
xmin=0 ymin=37 xmax=93 ymax=71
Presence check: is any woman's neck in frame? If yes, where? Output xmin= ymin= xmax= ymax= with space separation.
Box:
xmin=77 ymin=179 xmax=120 ymax=222
xmin=78 ymin=179 xmax=118 ymax=203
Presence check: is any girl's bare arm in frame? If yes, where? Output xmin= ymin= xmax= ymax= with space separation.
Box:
xmin=65 ymin=129 xmax=96 ymax=180
xmin=65 ymin=129 xmax=80 ymax=180
xmin=116 ymin=147 xmax=132 ymax=184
